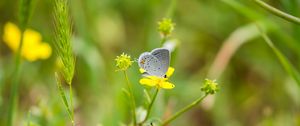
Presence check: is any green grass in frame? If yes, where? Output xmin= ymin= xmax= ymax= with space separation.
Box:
xmin=1 ymin=0 xmax=300 ymax=126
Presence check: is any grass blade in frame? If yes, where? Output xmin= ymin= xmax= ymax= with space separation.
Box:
xmin=256 ymin=23 xmax=300 ymax=86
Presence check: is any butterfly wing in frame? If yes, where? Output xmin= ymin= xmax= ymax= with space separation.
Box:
xmin=138 ymin=52 xmax=164 ymax=77
xmin=151 ymin=48 xmax=170 ymax=76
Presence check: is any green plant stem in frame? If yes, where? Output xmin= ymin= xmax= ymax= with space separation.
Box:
xmin=55 ymin=73 xmax=74 ymax=125
xmin=165 ymin=0 xmax=177 ymax=18
xmin=27 ymin=110 xmax=31 ymax=126
xmin=255 ymin=23 xmax=300 ymax=86
xmin=254 ymin=0 xmax=300 ymax=25
xmin=140 ymin=87 xmax=160 ymax=124
xmin=7 ymin=30 xmax=24 ymax=126
xmin=161 ymin=94 xmax=208 ymax=126
xmin=69 ymin=84 xmax=75 ymax=126
xmin=161 ymin=37 xmax=167 ymax=46
xmin=123 ymin=71 xmax=137 ymax=126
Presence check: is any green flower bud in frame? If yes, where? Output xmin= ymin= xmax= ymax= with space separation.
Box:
xmin=201 ymin=79 xmax=219 ymax=95
xmin=115 ymin=53 xmax=133 ymax=71
xmin=158 ymin=18 xmax=175 ymax=38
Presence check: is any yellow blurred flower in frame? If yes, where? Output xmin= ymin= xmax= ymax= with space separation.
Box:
xmin=3 ymin=22 xmax=52 ymax=62
xmin=139 ymin=67 xmax=175 ymax=89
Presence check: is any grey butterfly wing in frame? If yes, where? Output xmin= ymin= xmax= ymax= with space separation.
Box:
xmin=138 ymin=52 xmax=164 ymax=77
xmin=151 ymin=48 xmax=170 ymax=75
xmin=138 ymin=52 xmax=151 ymax=69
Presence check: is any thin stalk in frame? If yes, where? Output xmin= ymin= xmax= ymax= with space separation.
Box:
xmin=255 ymin=23 xmax=300 ymax=86
xmin=69 ymin=84 xmax=75 ymax=126
xmin=161 ymin=94 xmax=208 ymax=126
xmin=27 ymin=110 xmax=31 ymax=126
xmin=55 ymin=74 xmax=74 ymax=125
xmin=7 ymin=30 xmax=24 ymax=126
xmin=165 ymin=0 xmax=177 ymax=18
xmin=123 ymin=71 xmax=137 ymax=126
xmin=140 ymin=87 xmax=160 ymax=124
xmin=254 ymin=0 xmax=300 ymax=25
xmin=160 ymin=37 xmax=167 ymax=46
xmin=143 ymin=89 xmax=151 ymax=103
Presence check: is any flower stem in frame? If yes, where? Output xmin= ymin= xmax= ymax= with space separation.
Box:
xmin=165 ymin=0 xmax=177 ymax=18
xmin=161 ymin=94 xmax=208 ymax=126
xmin=161 ymin=37 xmax=167 ymax=46
xmin=7 ymin=29 xmax=24 ymax=126
xmin=253 ymin=0 xmax=300 ymax=25
xmin=140 ymin=87 xmax=160 ymax=124
xmin=27 ymin=110 xmax=31 ymax=126
xmin=123 ymin=71 xmax=137 ymax=126
xmin=69 ymin=83 xmax=75 ymax=126
xmin=55 ymin=73 xmax=74 ymax=126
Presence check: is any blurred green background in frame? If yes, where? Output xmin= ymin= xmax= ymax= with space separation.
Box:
xmin=1 ymin=0 xmax=300 ymax=125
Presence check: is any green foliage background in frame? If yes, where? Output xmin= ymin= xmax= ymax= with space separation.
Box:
xmin=0 ymin=0 xmax=300 ymax=125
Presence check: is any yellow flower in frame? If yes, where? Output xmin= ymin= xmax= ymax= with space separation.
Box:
xmin=139 ymin=67 xmax=175 ymax=89
xmin=3 ymin=22 xmax=52 ymax=62
xmin=115 ymin=53 xmax=133 ymax=71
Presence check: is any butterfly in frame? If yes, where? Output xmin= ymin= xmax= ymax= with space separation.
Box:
xmin=138 ymin=48 xmax=170 ymax=78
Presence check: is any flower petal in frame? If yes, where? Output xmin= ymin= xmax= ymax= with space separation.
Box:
xmin=23 ymin=29 xmax=42 ymax=47
xmin=22 ymin=44 xmax=39 ymax=62
xmin=38 ymin=42 xmax=52 ymax=59
xmin=160 ymin=81 xmax=175 ymax=89
xmin=166 ymin=67 xmax=175 ymax=78
xmin=147 ymin=76 xmax=160 ymax=80
xmin=139 ymin=68 xmax=146 ymax=73
xmin=3 ymin=22 xmax=21 ymax=51
xmin=139 ymin=78 xmax=157 ymax=87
